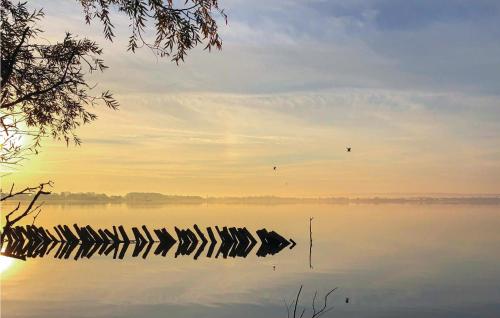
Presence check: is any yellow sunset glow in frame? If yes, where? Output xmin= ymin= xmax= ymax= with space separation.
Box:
xmin=1 ymin=0 xmax=499 ymax=198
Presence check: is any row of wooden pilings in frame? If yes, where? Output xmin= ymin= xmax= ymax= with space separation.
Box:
xmin=0 ymin=224 xmax=296 ymax=261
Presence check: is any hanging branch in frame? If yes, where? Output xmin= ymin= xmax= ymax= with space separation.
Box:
xmin=1 ymin=0 xmax=227 ymax=166
xmin=1 ymin=0 xmax=118 ymax=165
xmin=77 ymin=0 xmax=227 ymax=63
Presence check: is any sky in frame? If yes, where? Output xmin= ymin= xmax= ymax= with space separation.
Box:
xmin=3 ymin=0 xmax=500 ymax=196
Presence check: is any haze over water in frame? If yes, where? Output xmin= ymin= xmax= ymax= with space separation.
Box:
xmin=2 ymin=202 xmax=500 ymax=318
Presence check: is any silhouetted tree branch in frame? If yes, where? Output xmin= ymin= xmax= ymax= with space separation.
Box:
xmin=77 ymin=0 xmax=227 ymax=62
xmin=1 ymin=0 xmax=227 ymax=230
xmin=0 ymin=181 xmax=52 ymax=243
xmin=1 ymin=0 xmax=227 ymax=164
xmin=1 ymin=0 xmax=118 ymax=164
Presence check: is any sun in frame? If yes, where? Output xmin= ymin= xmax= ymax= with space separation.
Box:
xmin=1 ymin=114 xmax=30 ymax=151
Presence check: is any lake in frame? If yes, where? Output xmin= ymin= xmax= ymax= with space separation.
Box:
xmin=1 ymin=203 xmax=500 ymax=317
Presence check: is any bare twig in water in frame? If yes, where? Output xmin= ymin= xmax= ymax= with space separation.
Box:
xmin=31 ymin=206 xmax=43 ymax=225
xmin=311 ymin=288 xmax=337 ymax=318
xmin=285 ymin=285 xmax=337 ymax=318
xmin=309 ymin=217 xmax=314 ymax=269
xmin=284 ymin=298 xmax=291 ymax=318
xmin=293 ymin=285 xmax=302 ymax=318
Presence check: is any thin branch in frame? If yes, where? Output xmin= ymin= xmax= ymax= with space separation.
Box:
xmin=311 ymin=288 xmax=338 ymax=318
xmin=283 ymin=298 xmax=291 ymax=318
xmin=293 ymin=285 xmax=303 ymax=318
xmin=2 ymin=181 xmax=53 ymax=229
xmin=312 ymin=291 xmax=317 ymax=316
xmin=1 ymin=27 xmax=30 ymax=87
xmin=285 ymin=286 xmax=338 ymax=318
xmin=299 ymin=308 xmax=306 ymax=318
xmin=1 ymin=182 xmax=46 ymax=202
xmin=1 ymin=79 xmax=76 ymax=109
xmin=5 ymin=202 xmax=21 ymax=221
xmin=31 ymin=208 xmax=42 ymax=225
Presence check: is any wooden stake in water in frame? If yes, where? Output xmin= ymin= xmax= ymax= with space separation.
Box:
xmin=309 ymin=217 xmax=313 ymax=269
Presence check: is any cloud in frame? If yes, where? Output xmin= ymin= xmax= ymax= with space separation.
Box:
xmin=12 ymin=0 xmax=500 ymax=195
xmin=31 ymin=0 xmax=500 ymax=95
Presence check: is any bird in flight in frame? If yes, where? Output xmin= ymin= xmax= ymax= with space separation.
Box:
xmin=346 ymin=147 xmax=351 ymax=152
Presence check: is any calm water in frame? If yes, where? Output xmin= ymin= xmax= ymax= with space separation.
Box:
xmin=1 ymin=203 xmax=500 ymax=317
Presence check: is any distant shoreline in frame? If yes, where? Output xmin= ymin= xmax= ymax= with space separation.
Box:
xmin=2 ymin=192 xmax=500 ymax=205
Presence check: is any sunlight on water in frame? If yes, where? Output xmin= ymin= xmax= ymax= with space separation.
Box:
xmin=0 ymin=250 xmax=24 ymax=279
xmin=0 ymin=255 xmax=14 ymax=274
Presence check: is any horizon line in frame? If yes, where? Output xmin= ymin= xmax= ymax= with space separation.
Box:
xmin=4 ymin=191 xmax=500 ymax=199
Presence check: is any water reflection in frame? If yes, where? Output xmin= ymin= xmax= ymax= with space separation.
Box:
xmin=1 ymin=224 xmax=296 ymax=261
xmin=1 ymin=203 xmax=500 ymax=318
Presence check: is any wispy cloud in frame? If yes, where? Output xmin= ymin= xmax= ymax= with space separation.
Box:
xmin=10 ymin=0 xmax=499 ymax=195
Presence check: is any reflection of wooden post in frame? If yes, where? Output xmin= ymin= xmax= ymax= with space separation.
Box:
xmin=309 ymin=217 xmax=313 ymax=269
xmin=206 ymin=227 xmax=217 ymax=258
xmin=112 ymin=226 xmax=119 ymax=242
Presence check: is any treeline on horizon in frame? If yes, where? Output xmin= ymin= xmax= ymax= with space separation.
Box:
xmin=1 ymin=191 xmax=500 ymax=205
